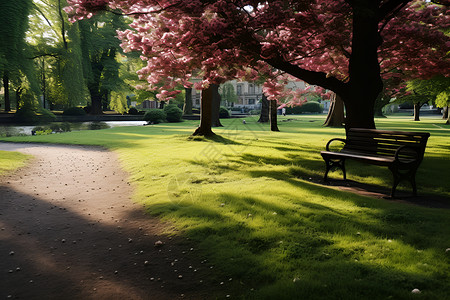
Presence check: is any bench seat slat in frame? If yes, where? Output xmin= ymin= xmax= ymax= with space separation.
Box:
xmin=321 ymin=150 xmax=395 ymax=166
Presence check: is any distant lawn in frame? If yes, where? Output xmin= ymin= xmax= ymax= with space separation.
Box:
xmin=1 ymin=115 xmax=449 ymax=299
xmin=0 ymin=150 xmax=31 ymax=175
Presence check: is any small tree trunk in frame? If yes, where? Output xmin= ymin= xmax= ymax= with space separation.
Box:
xmin=413 ymin=103 xmax=421 ymax=121
xmin=3 ymin=72 xmax=11 ymax=112
xmin=159 ymin=101 xmax=165 ymax=109
xmin=211 ymin=84 xmax=223 ymax=127
xmin=15 ymin=87 xmax=23 ymax=110
xmin=269 ymin=100 xmax=279 ymax=132
xmin=442 ymin=106 xmax=448 ymax=120
xmin=89 ymin=90 xmax=103 ymax=115
xmin=324 ymin=93 xmax=345 ymax=127
xmin=258 ymin=94 xmax=269 ymax=123
xmin=193 ymin=85 xmax=214 ymax=136
xmin=183 ymin=87 xmax=193 ymax=115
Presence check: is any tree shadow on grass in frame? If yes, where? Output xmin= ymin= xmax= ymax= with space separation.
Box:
xmin=144 ymin=186 xmax=450 ymax=299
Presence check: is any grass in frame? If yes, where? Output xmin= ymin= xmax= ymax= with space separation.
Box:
xmin=1 ymin=115 xmax=449 ymax=299
xmin=0 ymin=150 xmax=31 ymax=175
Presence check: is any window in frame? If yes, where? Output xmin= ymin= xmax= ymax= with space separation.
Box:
xmin=248 ymin=99 xmax=255 ymax=105
xmin=237 ymin=84 xmax=242 ymax=95
xmin=248 ymin=84 xmax=255 ymax=94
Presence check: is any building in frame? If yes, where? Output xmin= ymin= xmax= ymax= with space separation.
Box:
xmin=191 ymin=80 xmax=308 ymax=110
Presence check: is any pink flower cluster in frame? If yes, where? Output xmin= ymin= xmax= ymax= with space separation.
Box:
xmin=65 ymin=0 xmax=449 ymax=101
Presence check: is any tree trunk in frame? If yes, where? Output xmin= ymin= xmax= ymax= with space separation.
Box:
xmin=89 ymin=87 xmax=103 ymax=115
xmin=442 ymin=106 xmax=448 ymax=120
xmin=3 ymin=72 xmax=11 ymax=112
xmin=183 ymin=87 xmax=193 ymax=115
xmin=211 ymin=84 xmax=223 ymax=127
xmin=323 ymin=93 xmax=345 ymax=127
xmin=269 ymin=100 xmax=279 ymax=132
xmin=344 ymin=1 xmax=383 ymax=130
xmin=159 ymin=101 xmax=165 ymax=109
xmin=15 ymin=87 xmax=23 ymax=110
xmin=413 ymin=103 xmax=421 ymax=121
xmin=258 ymin=94 xmax=269 ymax=123
xmin=193 ymin=85 xmax=214 ymax=136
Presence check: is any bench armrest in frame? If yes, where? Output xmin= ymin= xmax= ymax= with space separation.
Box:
xmin=326 ymin=138 xmax=347 ymax=151
xmin=394 ymin=145 xmax=420 ymax=163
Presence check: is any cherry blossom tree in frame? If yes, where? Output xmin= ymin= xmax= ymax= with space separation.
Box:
xmin=65 ymin=0 xmax=449 ymax=133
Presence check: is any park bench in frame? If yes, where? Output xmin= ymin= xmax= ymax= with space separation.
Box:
xmin=321 ymin=128 xmax=430 ymax=197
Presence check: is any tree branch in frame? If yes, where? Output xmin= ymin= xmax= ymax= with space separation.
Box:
xmin=379 ymin=0 xmax=411 ymax=20
xmin=264 ymin=56 xmax=347 ymax=96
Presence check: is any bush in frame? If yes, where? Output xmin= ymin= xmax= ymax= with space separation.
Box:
xmin=219 ymin=107 xmax=230 ymax=118
xmin=15 ymin=107 xmax=56 ymax=124
xmin=164 ymin=104 xmax=183 ymax=122
xmin=63 ymin=107 xmax=86 ymax=116
xmin=83 ymin=106 xmax=92 ymax=114
xmin=49 ymin=122 xmax=71 ymax=133
xmin=88 ymin=122 xmax=110 ymax=130
xmin=128 ymin=107 xmax=139 ymax=115
xmin=144 ymin=109 xmax=167 ymax=124
xmin=285 ymin=101 xmax=323 ymax=114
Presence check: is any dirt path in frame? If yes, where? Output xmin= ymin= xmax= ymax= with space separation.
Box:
xmin=0 ymin=143 xmax=217 ymax=300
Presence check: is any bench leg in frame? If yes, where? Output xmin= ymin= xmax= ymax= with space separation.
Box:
xmin=323 ymin=157 xmax=346 ymax=181
xmin=389 ymin=166 xmax=419 ymax=198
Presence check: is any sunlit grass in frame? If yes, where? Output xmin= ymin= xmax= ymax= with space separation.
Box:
xmin=0 ymin=150 xmax=31 ymax=175
xmin=1 ymin=115 xmax=449 ymax=299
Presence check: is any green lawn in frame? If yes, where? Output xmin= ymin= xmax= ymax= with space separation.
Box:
xmin=1 ymin=115 xmax=449 ymax=299
xmin=0 ymin=150 xmax=31 ymax=175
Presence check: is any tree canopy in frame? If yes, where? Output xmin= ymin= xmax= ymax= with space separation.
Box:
xmin=65 ymin=0 xmax=449 ymax=129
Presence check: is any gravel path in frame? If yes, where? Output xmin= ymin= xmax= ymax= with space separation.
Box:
xmin=0 ymin=143 xmax=215 ymax=300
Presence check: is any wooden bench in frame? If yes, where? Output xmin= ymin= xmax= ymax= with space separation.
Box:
xmin=321 ymin=128 xmax=430 ymax=197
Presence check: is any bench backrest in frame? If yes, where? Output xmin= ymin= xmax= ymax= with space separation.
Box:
xmin=344 ymin=128 xmax=430 ymax=160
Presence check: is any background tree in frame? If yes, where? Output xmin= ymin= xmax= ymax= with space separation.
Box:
xmin=0 ymin=0 xmax=36 ymax=111
xmin=399 ymin=75 xmax=450 ymax=122
xmin=66 ymin=0 xmax=449 ymax=130
xmin=77 ymin=13 xmax=126 ymax=114
xmin=219 ymin=83 xmax=238 ymax=107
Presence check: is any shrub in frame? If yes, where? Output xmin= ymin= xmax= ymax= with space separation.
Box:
xmin=128 ymin=107 xmax=139 ymax=115
xmin=286 ymin=101 xmax=323 ymax=114
xmin=49 ymin=123 xmax=71 ymax=133
xmin=15 ymin=107 xmax=56 ymax=124
xmin=219 ymin=107 xmax=230 ymax=118
xmin=38 ymin=108 xmax=57 ymax=122
xmin=63 ymin=107 xmax=86 ymax=116
xmin=88 ymin=122 xmax=110 ymax=130
xmin=83 ymin=106 xmax=92 ymax=114
xmin=144 ymin=109 xmax=167 ymax=124
xmin=164 ymin=104 xmax=183 ymax=122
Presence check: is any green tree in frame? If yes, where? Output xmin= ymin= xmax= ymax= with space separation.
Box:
xmin=78 ymin=14 xmax=125 ymax=114
xmin=398 ymin=76 xmax=450 ymax=121
xmin=219 ymin=83 xmax=237 ymax=106
xmin=0 ymin=0 xmax=36 ymax=111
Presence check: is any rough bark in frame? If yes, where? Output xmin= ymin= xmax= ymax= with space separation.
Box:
xmin=442 ymin=106 xmax=448 ymax=120
xmin=413 ymin=103 xmax=421 ymax=121
xmin=269 ymin=100 xmax=279 ymax=132
xmin=15 ymin=87 xmax=23 ymax=110
xmin=323 ymin=93 xmax=345 ymax=127
xmin=344 ymin=1 xmax=383 ymax=130
xmin=211 ymin=84 xmax=223 ymax=127
xmin=193 ymin=85 xmax=214 ymax=136
xmin=88 ymin=87 xmax=103 ymax=115
xmin=258 ymin=94 xmax=269 ymax=123
xmin=3 ymin=72 xmax=11 ymax=112
xmin=183 ymin=87 xmax=193 ymax=115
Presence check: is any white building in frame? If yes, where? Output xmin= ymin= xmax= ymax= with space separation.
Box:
xmin=191 ymin=80 xmax=308 ymax=110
